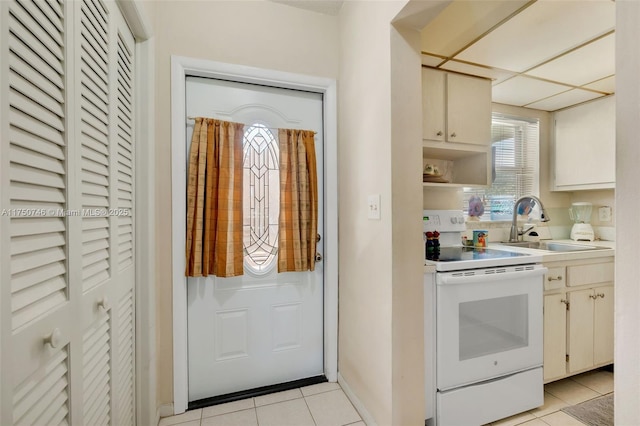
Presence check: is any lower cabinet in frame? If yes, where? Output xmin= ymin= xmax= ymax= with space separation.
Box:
xmin=542 ymin=257 xmax=614 ymax=383
xmin=567 ymin=285 xmax=614 ymax=373
xmin=543 ymin=293 xmax=568 ymax=382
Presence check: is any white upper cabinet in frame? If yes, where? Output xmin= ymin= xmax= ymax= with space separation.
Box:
xmin=422 ymin=68 xmax=446 ymax=142
xmin=553 ymin=95 xmax=615 ymax=191
xmin=422 ymin=68 xmax=492 ymax=146
xmin=421 ymin=68 xmax=492 ymax=188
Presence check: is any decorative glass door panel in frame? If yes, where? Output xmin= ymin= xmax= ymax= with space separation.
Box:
xmin=243 ymin=124 xmax=279 ymax=274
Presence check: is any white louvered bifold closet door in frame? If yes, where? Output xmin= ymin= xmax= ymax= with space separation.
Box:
xmin=0 ymin=1 xmax=136 ymax=425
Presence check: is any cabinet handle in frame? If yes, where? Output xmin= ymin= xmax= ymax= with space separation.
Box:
xmin=597 ymin=293 xmax=605 ymax=298
xmin=436 ymin=131 xmax=443 ymax=136
xmin=450 ymin=132 xmax=457 ymax=138
xmin=547 ymin=276 xmax=563 ymax=281
xmin=589 ymin=294 xmax=598 ymax=299
xmin=560 ymin=299 xmax=568 ymax=304
xmin=44 ymin=328 xmax=62 ymax=349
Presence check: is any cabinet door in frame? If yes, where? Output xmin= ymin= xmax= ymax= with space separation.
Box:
xmin=567 ymin=289 xmax=595 ymax=373
xmin=544 ymin=294 xmax=568 ymax=382
xmin=593 ymin=286 xmax=614 ymax=365
xmin=422 ymin=68 xmax=446 ymax=141
xmin=446 ymin=73 xmax=492 ymax=146
xmin=554 ymin=95 xmax=615 ymax=190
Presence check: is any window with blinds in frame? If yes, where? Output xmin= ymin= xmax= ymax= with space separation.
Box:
xmin=464 ymin=114 xmax=540 ymax=221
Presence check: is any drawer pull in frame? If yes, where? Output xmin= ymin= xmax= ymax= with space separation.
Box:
xmin=560 ymin=299 xmax=569 ymax=304
xmin=548 ymin=276 xmax=563 ymax=281
xmin=436 ymin=131 xmax=443 ymax=136
xmin=589 ymin=294 xmax=598 ymax=299
xmin=44 ymin=328 xmax=61 ymax=349
xmin=597 ymin=293 xmax=605 ymax=298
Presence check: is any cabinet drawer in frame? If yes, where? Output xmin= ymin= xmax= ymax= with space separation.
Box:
xmin=567 ymin=263 xmax=614 ymax=287
xmin=545 ymin=267 xmax=566 ymax=290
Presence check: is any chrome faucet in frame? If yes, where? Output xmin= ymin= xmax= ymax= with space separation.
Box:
xmin=509 ymin=196 xmax=550 ymax=242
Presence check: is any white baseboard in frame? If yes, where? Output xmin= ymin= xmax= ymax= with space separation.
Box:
xmin=157 ymin=403 xmax=174 ymax=421
xmin=338 ymin=372 xmax=376 ymax=426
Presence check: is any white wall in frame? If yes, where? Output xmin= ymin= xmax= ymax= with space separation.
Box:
xmin=151 ymin=0 xmax=339 ymax=407
xmin=338 ymin=2 xmax=450 ymax=423
xmin=337 ymin=2 xmax=396 ymax=422
xmin=614 ymin=1 xmax=640 ymax=422
xmin=390 ymin=24 xmax=426 ymax=425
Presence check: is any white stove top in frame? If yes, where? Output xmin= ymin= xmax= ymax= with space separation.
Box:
xmin=425 ymin=246 xmax=542 ymax=272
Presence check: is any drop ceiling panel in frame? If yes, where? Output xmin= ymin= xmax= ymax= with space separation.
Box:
xmin=525 ymin=33 xmax=615 ymax=86
xmin=584 ymin=76 xmax=615 ymax=94
xmin=454 ymin=0 xmax=615 ymax=72
xmin=492 ymin=76 xmax=569 ymax=106
xmin=440 ymin=61 xmax=516 ymax=84
xmin=525 ymin=89 xmax=603 ymax=111
xmin=421 ymin=0 xmax=529 ymax=57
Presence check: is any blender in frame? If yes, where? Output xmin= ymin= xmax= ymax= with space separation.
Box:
xmin=569 ymin=202 xmax=595 ymax=241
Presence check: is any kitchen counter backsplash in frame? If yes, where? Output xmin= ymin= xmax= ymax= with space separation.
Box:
xmin=464 ymin=220 xmax=615 ymax=242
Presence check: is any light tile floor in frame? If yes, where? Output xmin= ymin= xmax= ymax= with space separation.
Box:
xmin=159 ymin=369 xmax=613 ymax=426
xmin=489 ymin=369 xmax=614 ymax=426
xmin=159 ymin=382 xmax=363 ymax=426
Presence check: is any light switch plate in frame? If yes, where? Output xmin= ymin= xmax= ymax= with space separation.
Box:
xmin=598 ymin=206 xmax=612 ymax=222
xmin=368 ymin=194 xmax=381 ymax=220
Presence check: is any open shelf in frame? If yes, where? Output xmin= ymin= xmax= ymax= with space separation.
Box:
xmin=423 ymin=141 xmax=490 ymax=188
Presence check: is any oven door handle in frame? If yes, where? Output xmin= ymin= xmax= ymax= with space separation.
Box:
xmin=437 ymin=267 xmax=547 ymax=285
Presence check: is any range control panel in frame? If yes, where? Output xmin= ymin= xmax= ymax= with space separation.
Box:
xmin=423 ymin=210 xmax=466 ymax=233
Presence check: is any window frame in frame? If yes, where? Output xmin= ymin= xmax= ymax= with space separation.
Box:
xmin=463 ymin=113 xmax=540 ymax=221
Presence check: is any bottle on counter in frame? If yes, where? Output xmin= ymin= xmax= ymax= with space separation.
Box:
xmin=425 ymin=231 xmax=441 ymax=260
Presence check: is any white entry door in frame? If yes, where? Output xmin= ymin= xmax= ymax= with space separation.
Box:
xmin=186 ymin=77 xmax=324 ymax=401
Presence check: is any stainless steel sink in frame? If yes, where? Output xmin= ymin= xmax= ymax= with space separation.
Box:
xmin=499 ymin=241 xmax=608 ymax=252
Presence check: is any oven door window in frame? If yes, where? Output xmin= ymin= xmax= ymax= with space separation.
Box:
xmin=459 ymin=295 xmax=528 ymax=361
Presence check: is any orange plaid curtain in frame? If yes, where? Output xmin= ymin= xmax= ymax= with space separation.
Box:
xmin=185 ymin=118 xmax=244 ymax=277
xmin=278 ymin=129 xmax=318 ymax=272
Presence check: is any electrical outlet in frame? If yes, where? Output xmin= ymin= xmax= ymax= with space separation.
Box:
xmin=598 ymin=206 xmax=612 ymax=222
xmin=368 ymin=194 xmax=381 ymax=220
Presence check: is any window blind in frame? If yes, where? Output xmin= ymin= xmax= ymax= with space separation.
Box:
xmin=464 ymin=114 xmax=540 ymax=220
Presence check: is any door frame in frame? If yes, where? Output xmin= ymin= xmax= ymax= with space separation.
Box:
xmin=170 ymin=55 xmax=338 ymax=414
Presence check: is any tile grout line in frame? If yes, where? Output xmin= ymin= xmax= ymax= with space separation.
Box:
xmin=301 ymin=391 xmax=319 ymax=426
xmin=252 ymin=405 xmax=259 ymax=426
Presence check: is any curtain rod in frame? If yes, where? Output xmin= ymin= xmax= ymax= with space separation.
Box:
xmin=186 ymin=116 xmax=316 ymax=134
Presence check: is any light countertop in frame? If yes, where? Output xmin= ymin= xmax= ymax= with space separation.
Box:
xmin=490 ymin=239 xmax=615 ymax=263
xmin=423 ymin=240 xmax=615 ymax=273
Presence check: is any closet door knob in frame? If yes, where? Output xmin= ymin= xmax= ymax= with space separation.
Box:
xmin=44 ymin=328 xmax=62 ymax=349
xmin=315 ymin=252 xmax=323 ymax=263
xmin=98 ymin=296 xmax=110 ymax=312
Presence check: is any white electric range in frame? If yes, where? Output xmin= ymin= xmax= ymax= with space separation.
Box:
xmin=423 ymin=210 xmax=546 ymax=426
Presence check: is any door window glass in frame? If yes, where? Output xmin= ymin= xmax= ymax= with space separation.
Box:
xmin=459 ymin=294 xmax=529 ymax=360
xmin=242 ymin=124 xmax=279 ymax=274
